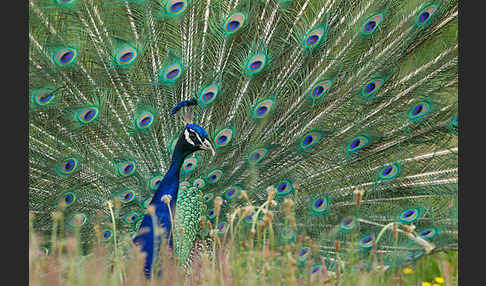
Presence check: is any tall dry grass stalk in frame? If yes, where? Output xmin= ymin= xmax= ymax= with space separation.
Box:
xmin=29 ymin=197 xmax=458 ymax=286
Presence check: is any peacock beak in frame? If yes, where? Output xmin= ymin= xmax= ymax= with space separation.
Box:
xmin=201 ymin=139 xmax=215 ymax=156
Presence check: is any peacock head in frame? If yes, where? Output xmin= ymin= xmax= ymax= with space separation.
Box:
xmin=178 ymin=124 xmax=215 ymax=156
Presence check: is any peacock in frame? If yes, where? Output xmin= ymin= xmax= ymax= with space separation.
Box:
xmin=28 ymin=0 xmax=458 ymax=281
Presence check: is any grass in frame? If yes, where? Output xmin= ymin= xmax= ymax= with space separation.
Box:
xmin=29 ymin=192 xmax=458 ymax=286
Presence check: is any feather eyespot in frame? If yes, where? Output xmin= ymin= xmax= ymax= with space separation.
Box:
xmin=346 ymin=135 xmax=371 ymax=153
xmin=136 ymin=112 xmax=154 ymax=129
xmin=183 ymin=157 xmax=198 ymax=173
xmin=149 ymin=175 xmax=163 ymax=191
xmin=341 ymin=217 xmax=356 ymax=232
xmin=361 ymin=79 xmax=384 ymax=98
xmin=124 ymin=212 xmax=140 ymax=224
xmin=299 ymin=131 xmax=325 ymax=151
xmin=102 ymin=229 xmax=113 ymax=241
xmin=409 ymin=102 xmax=431 ymax=121
xmin=303 ymin=28 xmax=325 ymax=49
xmin=297 ymin=247 xmax=310 ymax=263
xmin=118 ymin=190 xmax=136 ymax=204
xmin=207 ymin=169 xmax=223 ymax=184
xmin=361 ymin=235 xmax=374 ymax=249
xmin=224 ymin=13 xmax=246 ymax=34
xmin=214 ymin=129 xmax=233 ymax=148
xmin=57 ymin=158 xmax=78 ymax=175
xmin=115 ymin=46 xmax=137 ymax=66
xmin=142 ymin=198 xmax=152 ymax=209
xmin=248 ymin=148 xmax=268 ymax=165
xmin=193 ymin=178 xmax=206 ymax=189
xmin=204 ymin=193 xmax=214 ymax=203
xmin=310 ymin=80 xmax=332 ymax=100
xmin=311 ymin=265 xmax=321 ymax=274
xmin=58 ymin=192 xmax=76 ymax=208
xmin=166 ymin=0 xmax=187 ymax=15
xmin=33 ymin=88 xmax=56 ymax=106
xmin=416 ymin=5 xmax=437 ymax=27
xmin=77 ymin=107 xmax=99 ymax=124
xmin=311 ymin=197 xmax=329 ymax=214
xmin=275 ymin=180 xmax=294 ymax=197
xmin=160 ymin=63 xmax=183 ymax=83
xmin=217 ymin=222 xmax=228 ymax=234
xmin=253 ymin=99 xmax=274 ymax=119
xmin=378 ymin=163 xmax=400 ymax=180
xmin=118 ymin=161 xmax=136 ymax=177
xmin=224 ymin=186 xmax=241 ymax=200
xmin=399 ymin=208 xmax=421 ymax=224
xmin=362 ymin=13 xmax=384 ymax=36
xmin=199 ymin=84 xmax=219 ymax=105
xmin=207 ymin=208 xmax=216 ymax=220
xmin=68 ymin=213 xmax=87 ymax=227
xmin=419 ymin=228 xmax=438 ymax=240
xmin=246 ymin=55 xmax=266 ymax=75
xmin=54 ymin=48 xmax=77 ymax=66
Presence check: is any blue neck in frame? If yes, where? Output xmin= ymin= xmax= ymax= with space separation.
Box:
xmin=152 ymin=144 xmax=190 ymax=207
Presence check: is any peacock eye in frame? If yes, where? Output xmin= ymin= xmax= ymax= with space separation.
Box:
xmin=124 ymin=212 xmax=139 ymax=224
xmin=361 ymin=79 xmax=384 ymax=98
xmin=311 ymin=265 xmax=321 ymax=274
xmin=136 ymin=112 xmax=154 ymax=129
xmin=214 ymin=129 xmax=233 ymax=148
xmin=224 ymin=13 xmax=246 ymax=34
xmin=118 ymin=190 xmax=136 ymax=204
xmin=208 ymin=208 xmax=216 ymax=220
xmin=117 ymin=161 xmax=136 ymax=177
xmin=378 ymin=163 xmax=400 ymax=180
xmin=182 ymin=157 xmax=198 ymax=173
xmin=33 ymin=88 xmax=56 ymax=106
xmin=252 ymin=99 xmax=274 ymax=119
xmin=193 ymin=178 xmax=206 ymax=189
xmin=77 ymin=107 xmax=99 ymax=124
xmin=160 ymin=63 xmax=183 ymax=83
xmin=58 ymin=158 xmax=78 ymax=175
xmin=165 ymin=0 xmax=188 ymax=16
xmin=204 ymin=193 xmax=214 ymax=203
xmin=199 ymin=84 xmax=220 ymax=105
xmin=346 ymin=135 xmax=370 ymax=153
xmin=416 ymin=5 xmax=437 ymax=27
xmin=246 ymin=55 xmax=266 ymax=75
xmin=275 ymin=180 xmax=294 ymax=197
xmin=224 ymin=186 xmax=241 ymax=200
xmin=310 ymin=80 xmax=332 ymax=100
xmin=303 ymin=27 xmax=326 ymax=49
xmin=59 ymin=192 xmax=76 ymax=207
xmin=409 ymin=102 xmax=431 ymax=121
xmin=341 ymin=217 xmax=356 ymax=232
xmin=207 ymin=169 xmax=223 ymax=184
xmin=115 ymin=46 xmax=137 ymax=66
xmin=311 ymin=197 xmax=330 ymax=214
xmin=419 ymin=228 xmax=438 ymax=240
xmin=248 ymin=148 xmax=268 ymax=165
xmin=361 ymin=235 xmax=374 ymax=249
xmin=399 ymin=208 xmax=421 ymax=224
xmin=54 ymin=48 xmax=77 ymax=66
xmin=362 ymin=13 xmax=384 ymax=36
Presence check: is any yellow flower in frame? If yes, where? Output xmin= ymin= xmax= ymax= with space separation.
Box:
xmin=403 ymin=267 xmax=413 ymax=275
xmin=422 ymin=282 xmax=432 ymax=286
xmin=434 ymin=277 xmax=445 ymax=284
xmin=432 ymin=284 xmax=440 ymax=286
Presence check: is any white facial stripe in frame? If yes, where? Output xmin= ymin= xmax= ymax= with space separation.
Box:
xmin=184 ymin=129 xmax=195 ymax=145
xmin=195 ymin=133 xmax=202 ymax=144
